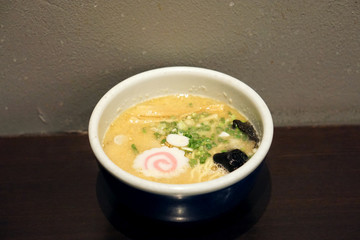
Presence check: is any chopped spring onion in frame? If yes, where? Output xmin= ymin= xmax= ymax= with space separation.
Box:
xmin=150 ymin=111 xmax=248 ymax=166
xmin=131 ymin=144 xmax=139 ymax=154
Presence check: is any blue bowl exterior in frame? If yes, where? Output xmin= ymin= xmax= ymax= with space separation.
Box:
xmin=99 ymin=162 xmax=263 ymax=222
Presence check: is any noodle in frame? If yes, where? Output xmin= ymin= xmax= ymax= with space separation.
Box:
xmin=102 ymin=94 xmax=257 ymax=184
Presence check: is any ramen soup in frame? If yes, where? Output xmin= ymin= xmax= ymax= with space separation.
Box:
xmin=102 ymin=94 xmax=260 ymax=184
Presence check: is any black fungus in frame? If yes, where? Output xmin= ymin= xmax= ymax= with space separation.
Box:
xmin=232 ymin=120 xmax=259 ymax=144
xmin=213 ymin=149 xmax=248 ymax=172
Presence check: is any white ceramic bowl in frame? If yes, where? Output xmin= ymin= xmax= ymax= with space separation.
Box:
xmin=89 ymin=66 xmax=273 ymax=222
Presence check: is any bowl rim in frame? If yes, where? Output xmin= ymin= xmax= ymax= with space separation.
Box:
xmin=88 ymin=66 xmax=273 ymax=196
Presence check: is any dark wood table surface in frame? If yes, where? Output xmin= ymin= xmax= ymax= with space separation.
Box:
xmin=1 ymin=126 xmax=359 ymax=240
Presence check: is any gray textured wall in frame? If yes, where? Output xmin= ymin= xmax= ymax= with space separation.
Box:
xmin=1 ymin=0 xmax=359 ymax=135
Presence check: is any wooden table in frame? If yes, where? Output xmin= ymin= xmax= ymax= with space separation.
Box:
xmin=1 ymin=126 xmax=359 ymax=240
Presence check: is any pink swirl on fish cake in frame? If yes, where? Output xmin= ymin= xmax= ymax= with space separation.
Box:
xmin=133 ymin=146 xmax=189 ymax=178
xmin=144 ymin=151 xmax=177 ymax=172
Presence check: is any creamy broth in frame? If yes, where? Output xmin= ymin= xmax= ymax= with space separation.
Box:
xmin=102 ymin=94 xmax=258 ymax=184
